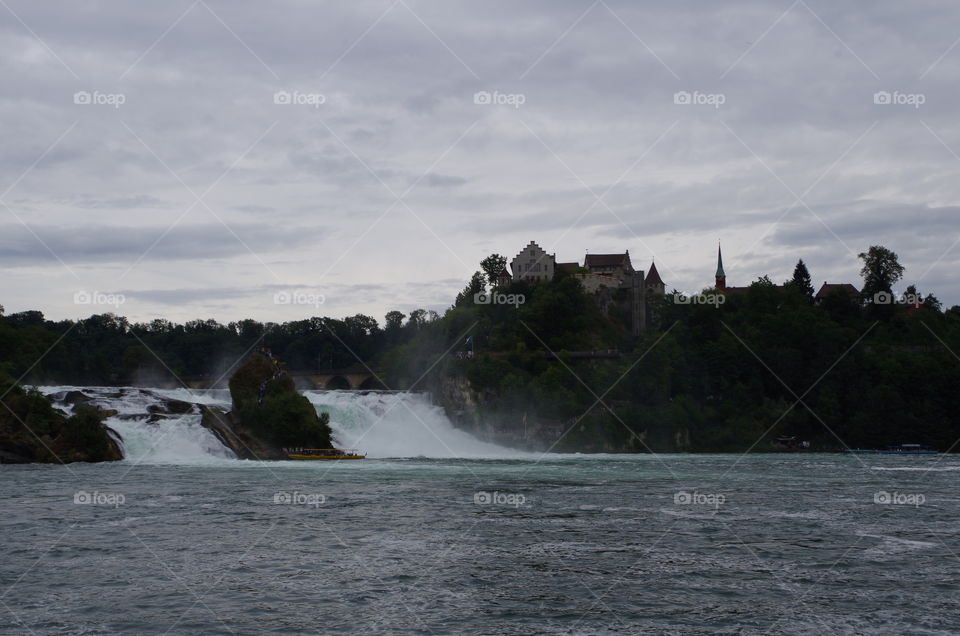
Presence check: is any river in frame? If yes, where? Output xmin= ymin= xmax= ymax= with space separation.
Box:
xmin=1 ymin=387 xmax=957 ymax=634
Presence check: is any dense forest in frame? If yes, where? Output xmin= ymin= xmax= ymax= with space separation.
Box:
xmin=2 ymin=245 xmax=959 ymax=452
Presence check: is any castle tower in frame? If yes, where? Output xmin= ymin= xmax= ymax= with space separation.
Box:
xmin=715 ymin=243 xmax=726 ymax=291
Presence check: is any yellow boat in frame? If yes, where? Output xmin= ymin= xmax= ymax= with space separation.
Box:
xmin=284 ymin=448 xmax=366 ymax=460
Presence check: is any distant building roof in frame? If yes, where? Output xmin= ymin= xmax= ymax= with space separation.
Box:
xmin=584 ymin=253 xmax=633 ymax=269
xmin=556 ymin=262 xmax=580 ymax=273
xmin=815 ymin=283 xmax=860 ymax=300
xmin=645 ymin=261 xmax=664 ymax=286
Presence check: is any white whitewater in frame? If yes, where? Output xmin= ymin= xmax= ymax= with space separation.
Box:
xmin=40 ymin=386 xmax=236 ymax=465
xmin=36 ymin=386 xmax=522 ymax=463
xmin=304 ymin=390 xmax=526 ymax=459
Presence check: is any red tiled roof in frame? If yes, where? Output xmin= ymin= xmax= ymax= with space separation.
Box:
xmin=645 ymin=262 xmax=664 ymax=286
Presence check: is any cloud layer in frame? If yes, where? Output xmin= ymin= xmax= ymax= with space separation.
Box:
xmin=3 ymin=0 xmax=959 ymax=323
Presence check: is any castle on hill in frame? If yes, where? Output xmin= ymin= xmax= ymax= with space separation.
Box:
xmin=505 ymin=241 xmax=863 ymax=333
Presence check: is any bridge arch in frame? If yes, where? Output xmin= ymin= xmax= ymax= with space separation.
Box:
xmin=324 ymin=375 xmax=351 ymax=390
xmin=358 ymin=376 xmax=386 ymax=390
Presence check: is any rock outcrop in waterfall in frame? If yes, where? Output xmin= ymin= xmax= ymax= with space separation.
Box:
xmin=0 ymin=376 xmax=122 ymax=464
xmin=200 ymin=352 xmax=332 ymax=459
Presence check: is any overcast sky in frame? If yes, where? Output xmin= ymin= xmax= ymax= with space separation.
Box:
xmin=2 ymin=0 xmax=959 ymax=324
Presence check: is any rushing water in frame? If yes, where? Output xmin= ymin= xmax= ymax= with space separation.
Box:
xmin=2 ymin=388 xmax=958 ymax=634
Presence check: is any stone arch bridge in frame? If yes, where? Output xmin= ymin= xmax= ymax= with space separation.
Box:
xmin=182 ymin=369 xmax=385 ymax=391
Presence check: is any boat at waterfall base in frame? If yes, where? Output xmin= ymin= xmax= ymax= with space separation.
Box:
xmin=284 ymin=448 xmax=366 ymax=460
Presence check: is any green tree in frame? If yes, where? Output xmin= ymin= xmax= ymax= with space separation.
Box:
xmin=480 ymin=254 xmax=508 ymax=287
xmin=385 ymin=310 xmax=405 ymax=331
xmin=455 ymin=271 xmax=487 ymax=307
xmin=787 ymin=259 xmax=814 ymax=301
xmin=859 ymin=245 xmax=905 ymax=300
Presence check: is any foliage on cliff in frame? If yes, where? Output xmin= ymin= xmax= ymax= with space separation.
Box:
xmin=229 ymin=354 xmax=332 ymax=448
xmin=0 ymin=373 xmax=121 ymax=463
xmin=381 ymin=249 xmax=960 ymax=453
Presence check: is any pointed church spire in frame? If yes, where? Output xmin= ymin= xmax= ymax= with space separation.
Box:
xmin=715 ymin=243 xmax=726 ymax=290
